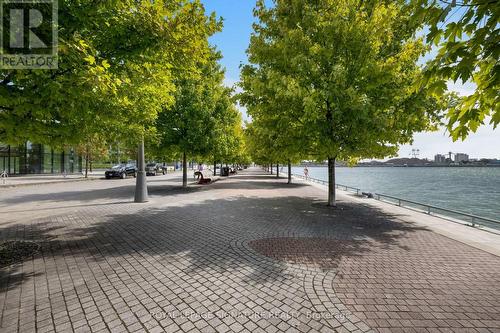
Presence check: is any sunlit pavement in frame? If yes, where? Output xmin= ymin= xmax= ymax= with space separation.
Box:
xmin=1 ymin=168 xmax=499 ymax=333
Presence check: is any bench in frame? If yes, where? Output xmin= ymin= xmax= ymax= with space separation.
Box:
xmin=194 ymin=171 xmax=212 ymax=184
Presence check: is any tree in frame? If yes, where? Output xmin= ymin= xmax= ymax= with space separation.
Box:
xmin=240 ymin=63 xmax=307 ymax=183
xmin=156 ymin=77 xmax=213 ymax=187
xmin=212 ymin=105 xmax=246 ymax=170
xmin=243 ymin=116 xmax=302 ymax=182
xmin=206 ymin=82 xmax=242 ymax=174
xmin=155 ymin=44 xmax=247 ymax=186
xmin=413 ymin=0 xmax=499 ymax=140
xmin=242 ymin=0 xmax=442 ymax=206
xmin=156 ymin=50 xmax=226 ymax=187
xmin=0 ymin=0 xmax=220 ymax=149
xmin=225 ymin=112 xmax=247 ymax=166
xmin=76 ymin=133 xmax=109 ymax=178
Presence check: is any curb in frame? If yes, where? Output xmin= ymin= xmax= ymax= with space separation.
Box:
xmin=0 ymin=177 xmax=101 ymax=189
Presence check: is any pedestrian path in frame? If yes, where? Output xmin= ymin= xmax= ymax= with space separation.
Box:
xmin=0 ymin=167 xmax=499 ymax=332
xmin=0 ymin=173 xmax=101 ymax=188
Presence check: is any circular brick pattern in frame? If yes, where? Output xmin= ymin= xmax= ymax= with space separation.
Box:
xmin=2 ymin=168 xmax=500 ymax=333
xmin=248 ymin=237 xmax=351 ymax=271
xmin=232 ymin=237 xmax=371 ymax=331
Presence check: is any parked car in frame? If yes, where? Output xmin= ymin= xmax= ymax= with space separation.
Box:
xmin=105 ymin=164 xmax=137 ymax=179
xmin=146 ymin=163 xmax=166 ymax=176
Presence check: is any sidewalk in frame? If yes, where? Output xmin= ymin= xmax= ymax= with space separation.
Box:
xmin=0 ymin=173 xmax=103 ymax=188
xmin=0 ymin=170 xmax=185 ymax=188
xmin=1 ymin=167 xmax=499 ymax=333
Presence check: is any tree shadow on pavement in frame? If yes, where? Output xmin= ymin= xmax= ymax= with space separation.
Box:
xmin=0 ymin=269 xmax=43 ymax=294
xmin=0 ymin=177 xmax=308 ymax=207
xmin=0 ymin=183 xmax=207 ymax=208
xmin=0 ymin=194 xmax=425 ymax=290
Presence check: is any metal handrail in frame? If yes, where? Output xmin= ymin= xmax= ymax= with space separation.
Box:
xmin=373 ymin=193 xmax=500 ymax=228
xmin=291 ymin=172 xmax=500 ymax=230
xmin=292 ymin=174 xmax=361 ymax=195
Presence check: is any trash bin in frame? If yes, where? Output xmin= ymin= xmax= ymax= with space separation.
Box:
xmin=220 ymin=167 xmax=230 ymax=176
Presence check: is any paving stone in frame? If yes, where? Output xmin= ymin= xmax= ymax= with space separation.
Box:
xmin=1 ymin=168 xmax=499 ymax=333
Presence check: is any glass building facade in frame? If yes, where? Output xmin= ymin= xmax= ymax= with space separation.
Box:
xmin=0 ymin=143 xmax=82 ymax=175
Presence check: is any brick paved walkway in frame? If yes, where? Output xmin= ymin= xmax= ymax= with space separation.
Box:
xmin=0 ymin=168 xmax=499 ymax=333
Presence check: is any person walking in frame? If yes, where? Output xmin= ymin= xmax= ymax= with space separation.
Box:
xmin=304 ymin=166 xmax=309 ymax=180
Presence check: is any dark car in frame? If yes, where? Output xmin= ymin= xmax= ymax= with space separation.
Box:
xmin=105 ymin=164 xmax=137 ymax=179
xmin=146 ymin=163 xmax=165 ymax=176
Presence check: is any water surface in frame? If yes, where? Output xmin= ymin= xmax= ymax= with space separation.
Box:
xmin=289 ymin=166 xmax=500 ymax=221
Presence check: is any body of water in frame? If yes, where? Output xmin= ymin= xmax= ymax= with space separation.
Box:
xmin=289 ymin=166 xmax=500 ymax=221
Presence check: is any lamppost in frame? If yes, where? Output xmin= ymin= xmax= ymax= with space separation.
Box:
xmin=134 ymin=138 xmax=148 ymax=203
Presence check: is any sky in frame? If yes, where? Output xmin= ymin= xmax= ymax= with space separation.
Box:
xmin=202 ymin=0 xmax=500 ymax=160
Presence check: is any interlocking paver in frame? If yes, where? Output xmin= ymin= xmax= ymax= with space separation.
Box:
xmin=1 ymin=168 xmax=499 ymax=332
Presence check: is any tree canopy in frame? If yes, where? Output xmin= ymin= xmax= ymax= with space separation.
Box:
xmin=0 ymin=0 xmax=220 ymax=149
xmin=414 ymin=0 xmax=499 ymax=140
xmin=155 ymin=49 xmax=245 ymax=186
xmin=241 ymin=0 xmax=443 ymax=205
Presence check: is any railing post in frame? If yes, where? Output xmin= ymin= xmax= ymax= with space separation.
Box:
xmin=471 ymin=216 xmax=476 ymax=227
xmin=427 ymin=206 xmax=431 ymax=214
xmin=398 ymin=199 xmax=401 ymax=206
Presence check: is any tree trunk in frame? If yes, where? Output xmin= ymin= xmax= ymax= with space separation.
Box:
xmin=84 ymin=147 xmax=89 ymax=178
xmin=276 ymin=163 xmax=279 ymax=178
xmin=328 ymin=157 xmax=336 ymax=207
xmin=182 ymin=152 xmax=187 ymax=188
xmin=134 ymin=138 xmax=148 ymax=203
xmin=288 ymin=160 xmax=291 ymax=184
xmin=213 ymin=161 xmax=217 ymax=176
xmin=270 ymin=164 xmax=273 ymax=174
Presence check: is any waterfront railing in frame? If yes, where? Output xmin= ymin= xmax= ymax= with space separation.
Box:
xmin=291 ymin=173 xmax=500 ymax=231
xmin=373 ymin=193 xmax=500 ymax=230
xmin=292 ymin=174 xmax=361 ymax=195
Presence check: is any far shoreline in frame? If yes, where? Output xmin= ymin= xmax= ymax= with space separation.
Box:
xmin=295 ymin=164 xmax=500 ymax=168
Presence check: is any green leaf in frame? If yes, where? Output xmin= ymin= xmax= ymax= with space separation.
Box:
xmin=84 ymin=55 xmax=96 ymax=65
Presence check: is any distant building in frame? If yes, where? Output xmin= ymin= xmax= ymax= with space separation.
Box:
xmin=455 ymin=153 xmax=469 ymax=163
xmin=434 ymin=154 xmax=446 ymax=163
xmin=0 ymin=142 xmax=82 ymax=175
